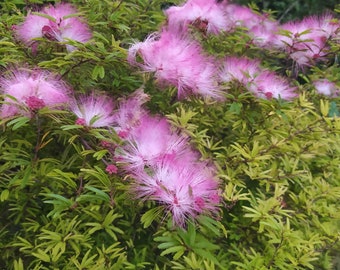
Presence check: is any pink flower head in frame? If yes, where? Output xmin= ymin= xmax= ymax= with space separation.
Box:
xmin=0 ymin=69 xmax=71 ymax=118
xmin=164 ymin=0 xmax=230 ymax=34
xmin=273 ymin=14 xmax=339 ymax=67
xmin=116 ymin=114 xmax=195 ymax=171
xmin=112 ymin=89 xmax=149 ymax=138
xmin=132 ymin=156 xmax=220 ymax=226
xmin=71 ymin=94 xmax=115 ymax=128
xmin=250 ymin=71 xmax=297 ymax=100
xmin=128 ymin=29 xmax=222 ymax=100
xmin=219 ymin=56 xmax=261 ymax=85
xmin=16 ymin=3 xmax=92 ymax=52
xmin=248 ymin=20 xmax=279 ymax=48
xmin=219 ymin=57 xmax=297 ymax=100
xmin=313 ymin=79 xmax=339 ymax=97
xmin=223 ymin=4 xmax=279 ymax=47
xmin=106 ymin=164 xmax=118 ymax=175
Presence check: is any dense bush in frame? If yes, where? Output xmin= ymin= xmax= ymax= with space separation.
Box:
xmin=0 ymin=0 xmax=339 ymax=269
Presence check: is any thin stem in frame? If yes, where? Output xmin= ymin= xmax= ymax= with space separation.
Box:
xmin=278 ymin=2 xmax=298 ymax=23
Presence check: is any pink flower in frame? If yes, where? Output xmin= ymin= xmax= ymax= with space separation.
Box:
xmin=112 ymin=89 xmax=149 ymax=138
xmin=0 ymin=69 xmax=71 ymax=118
xmin=313 ymin=79 xmax=339 ymax=97
xmin=219 ymin=56 xmax=261 ymax=84
xmin=164 ymin=0 xmax=230 ymax=34
xmin=71 ymin=94 xmax=115 ymax=128
xmin=116 ymin=114 xmax=195 ymax=171
xmin=16 ymin=3 xmax=92 ymax=52
xmin=250 ymin=71 xmax=297 ymax=100
xmin=105 ymin=164 xmax=118 ymax=175
xmin=128 ymin=29 xmax=222 ymax=100
xmin=273 ymin=14 xmax=339 ymax=67
xmin=219 ymin=57 xmax=297 ymax=100
xmin=131 ymin=156 xmax=220 ymax=226
xmin=222 ymin=4 xmax=279 ymax=48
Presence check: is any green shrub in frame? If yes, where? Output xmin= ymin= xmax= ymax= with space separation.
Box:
xmin=0 ymin=0 xmax=339 ymax=269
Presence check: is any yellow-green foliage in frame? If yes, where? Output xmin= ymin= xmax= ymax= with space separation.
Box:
xmin=0 ymin=0 xmax=339 ymax=269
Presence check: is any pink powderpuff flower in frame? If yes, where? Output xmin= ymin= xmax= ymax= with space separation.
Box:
xmin=71 ymin=94 xmax=115 ymax=128
xmin=273 ymin=14 xmax=339 ymax=67
xmin=164 ymin=0 xmax=230 ymax=34
xmin=128 ymin=29 xmax=223 ymax=100
xmin=219 ymin=57 xmax=297 ymax=100
xmin=223 ymin=4 xmax=279 ymax=48
xmin=116 ymin=114 xmax=197 ymax=171
xmin=16 ymin=3 xmax=92 ymax=52
xmin=219 ymin=56 xmax=261 ymax=85
xmin=313 ymin=79 xmax=339 ymax=97
xmin=105 ymin=164 xmax=118 ymax=175
xmin=250 ymin=71 xmax=297 ymax=100
xmin=248 ymin=20 xmax=279 ymax=48
xmin=112 ymin=88 xmax=150 ymax=139
xmin=0 ymin=69 xmax=71 ymax=118
xmin=131 ymin=156 xmax=220 ymax=226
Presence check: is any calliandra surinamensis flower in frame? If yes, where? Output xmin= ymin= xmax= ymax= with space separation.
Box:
xmin=128 ymin=29 xmax=223 ymax=100
xmin=224 ymin=4 xmax=279 ymax=48
xmin=219 ymin=56 xmax=297 ymax=100
xmin=164 ymin=0 xmax=230 ymax=34
xmin=131 ymin=156 xmax=220 ymax=227
xmin=116 ymin=114 xmax=197 ymax=171
xmin=71 ymin=94 xmax=115 ymax=128
xmin=0 ymin=69 xmax=71 ymax=118
xmin=16 ymin=3 xmax=92 ymax=52
xmin=112 ymin=88 xmax=150 ymax=139
xmin=112 ymin=90 xmax=220 ymax=226
xmin=273 ymin=14 xmax=340 ymax=67
xmin=313 ymin=79 xmax=340 ymax=97
xmin=250 ymin=71 xmax=297 ymax=100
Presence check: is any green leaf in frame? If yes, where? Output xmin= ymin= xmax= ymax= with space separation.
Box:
xmin=328 ymin=101 xmax=339 ymax=117
xmin=92 ymin=65 xmax=105 ymax=80
xmin=0 ymin=189 xmax=9 ymax=202
xmin=6 ymin=116 xmax=30 ymax=130
xmin=32 ymin=249 xmax=50 ymax=263
xmin=140 ymin=206 xmax=164 ymax=228
xmin=160 ymin=245 xmax=186 ymax=257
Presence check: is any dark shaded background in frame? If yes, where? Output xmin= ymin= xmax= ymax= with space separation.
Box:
xmin=234 ymin=0 xmax=340 ymax=22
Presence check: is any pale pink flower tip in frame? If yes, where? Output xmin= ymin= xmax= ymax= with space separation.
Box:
xmin=71 ymin=94 xmax=115 ymax=128
xmin=313 ymin=79 xmax=339 ymax=97
xmin=0 ymin=69 xmax=71 ymax=118
xmin=16 ymin=3 xmax=92 ymax=52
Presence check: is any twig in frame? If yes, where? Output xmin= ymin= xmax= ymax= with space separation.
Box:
xmin=278 ymin=2 xmax=298 ymax=23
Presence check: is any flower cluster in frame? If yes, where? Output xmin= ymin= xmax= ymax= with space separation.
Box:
xmin=112 ymin=91 xmax=220 ymax=226
xmin=219 ymin=56 xmax=297 ymax=99
xmin=16 ymin=3 xmax=92 ymax=52
xmin=165 ymin=0 xmax=339 ymax=66
xmin=274 ymin=14 xmax=339 ymax=67
xmin=1 ymin=0 xmax=338 ymax=230
xmin=128 ymin=0 xmax=339 ymax=99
